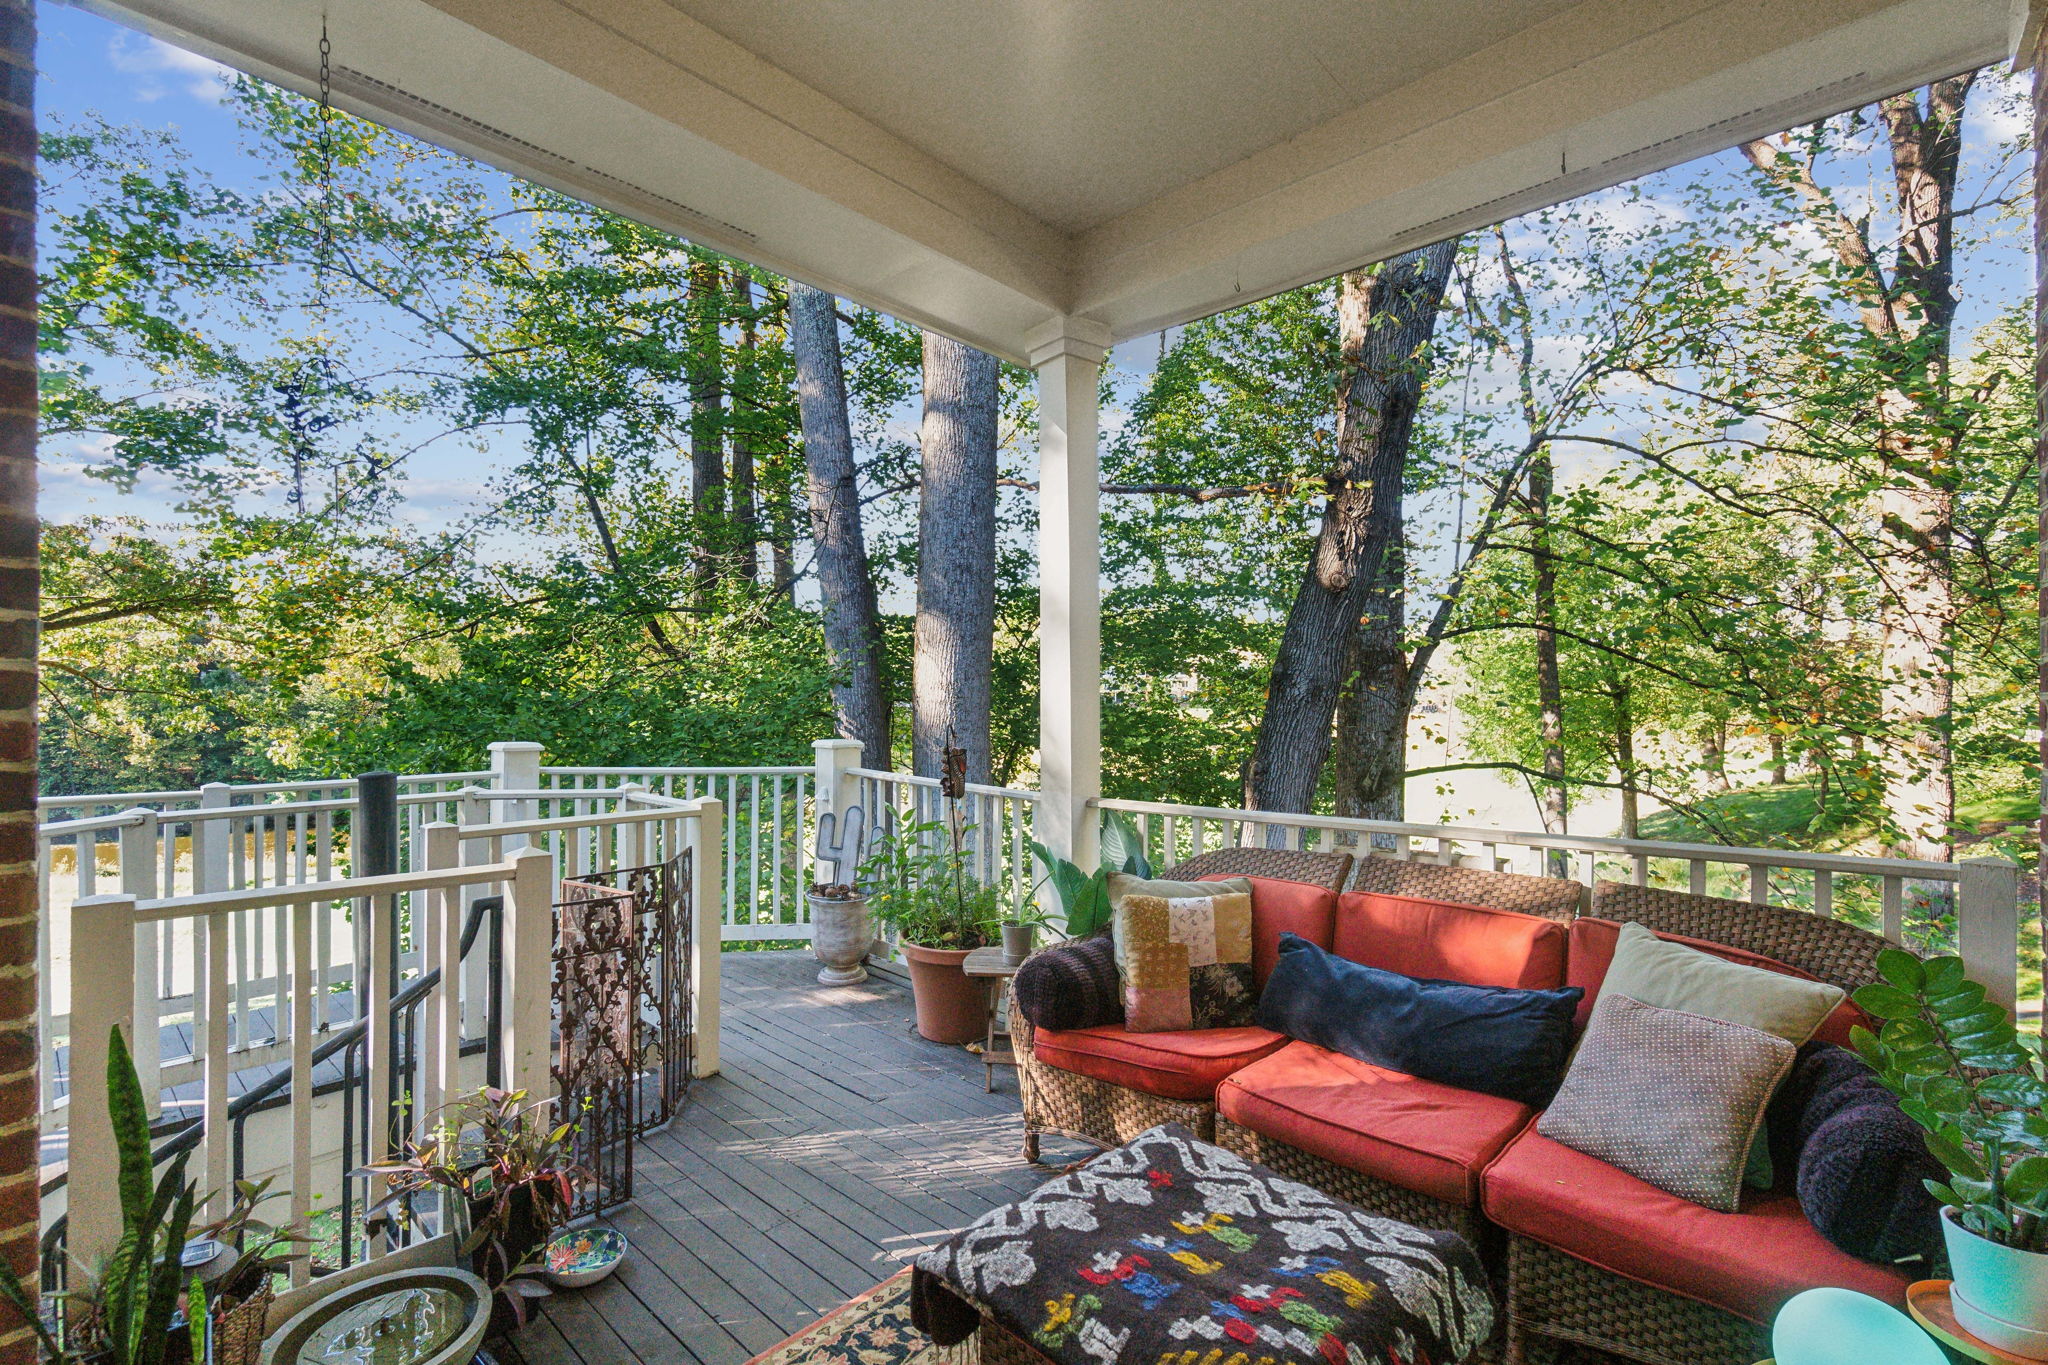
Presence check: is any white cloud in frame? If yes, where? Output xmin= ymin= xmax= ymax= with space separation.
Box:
xmin=105 ymin=32 xmax=230 ymax=105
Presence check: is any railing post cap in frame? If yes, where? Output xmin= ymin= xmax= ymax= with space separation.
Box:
xmin=489 ymin=741 xmax=545 ymax=755
xmin=508 ymin=844 xmax=553 ymax=864
xmin=72 ymin=892 xmax=138 ymax=910
xmin=814 ymin=738 xmax=862 ymax=755
xmin=1961 ymin=854 xmax=2021 ymax=869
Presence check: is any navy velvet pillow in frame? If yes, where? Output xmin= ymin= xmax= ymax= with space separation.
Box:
xmin=1255 ymin=932 xmax=1583 ymax=1108
xmin=1767 ymin=1042 xmax=1944 ymax=1265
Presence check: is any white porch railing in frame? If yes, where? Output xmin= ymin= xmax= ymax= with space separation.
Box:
xmin=1094 ymin=797 xmax=2025 ymax=1013
xmin=57 ymin=790 xmax=724 ymax=1276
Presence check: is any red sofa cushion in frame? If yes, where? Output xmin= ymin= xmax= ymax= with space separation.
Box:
xmin=1200 ymin=874 xmax=1339 ymax=986
xmin=1567 ymin=917 xmax=1872 ymax=1045
xmin=1333 ymin=890 xmax=1569 ymax=989
xmin=1480 ymin=1127 xmax=1913 ymax=1323
xmin=1033 ymin=1024 xmax=1289 ymax=1102
xmin=1217 ymin=1039 xmax=1534 ymax=1206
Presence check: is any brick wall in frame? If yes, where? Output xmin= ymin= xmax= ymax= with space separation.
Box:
xmin=0 ymin=1 xmax=32 ymax=1359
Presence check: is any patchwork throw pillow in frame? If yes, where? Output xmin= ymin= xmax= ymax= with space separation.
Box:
xmin=1257 ymin=932 xmax=1581 ymax=1108
xmin=1598 ymin=920 xmax=1845 ymax=1189
xmin=1112 ymin=886 xmax=1256 ymax=1031
xmin=1539 ymin=993 xmax=1796 ymax=1212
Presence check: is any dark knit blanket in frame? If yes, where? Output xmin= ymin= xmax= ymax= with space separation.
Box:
xmin=913 ymin=1124 xmax=1495 ymax=1365
xmin=1012 ymin=933 xmax=1123 ymax=1032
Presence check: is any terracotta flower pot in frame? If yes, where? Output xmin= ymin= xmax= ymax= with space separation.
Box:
xmin=900 ymin=941 xmax=988 ymax=1044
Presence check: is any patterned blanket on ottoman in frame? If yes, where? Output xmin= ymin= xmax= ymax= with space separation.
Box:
xmin=911 ymin=1124 xmax=1494 ymax=1365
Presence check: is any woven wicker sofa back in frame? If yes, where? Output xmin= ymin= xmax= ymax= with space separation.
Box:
xmin=1589 ymin=879 xmax=1893 ymax=994
xmin=1348 ymin=855 xmax=1585 ymax=921
xmin=1160 ymin=847 xmax=1353 ymax=891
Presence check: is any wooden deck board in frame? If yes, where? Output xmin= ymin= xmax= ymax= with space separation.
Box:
xmin=517 ymin=950 xmax=1089 ymax=1365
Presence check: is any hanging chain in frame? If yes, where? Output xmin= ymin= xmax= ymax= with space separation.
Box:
xmin=314 ymin=14 xmax=335 ymax=312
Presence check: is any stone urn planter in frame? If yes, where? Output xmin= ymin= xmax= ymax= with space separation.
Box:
xmin=808 ymin=885 xmax=873 ymax=985
xmin=901 ymin=941 xmax=987 ymax=1043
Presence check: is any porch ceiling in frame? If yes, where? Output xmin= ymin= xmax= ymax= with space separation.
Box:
xmin=88 ymin=0 xmax=2006 ymax=364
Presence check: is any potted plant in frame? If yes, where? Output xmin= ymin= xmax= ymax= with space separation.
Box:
xmin=1024 ymin=808 xmax=1153 ymax=942
xmin=1851 ymin=949 xmax=2048 ymax=1357
xmin=366 ymin=1087 xmax=586 ymax=1334
xmin=861 ymin=818 xmax=1000 ymax=1043
xmin=0 ymin=1026 xmax=304 ymax=1365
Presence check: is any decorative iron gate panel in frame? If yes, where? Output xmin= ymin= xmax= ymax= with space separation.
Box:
xmin=553 ymin=848 xmax=692 ymax=1216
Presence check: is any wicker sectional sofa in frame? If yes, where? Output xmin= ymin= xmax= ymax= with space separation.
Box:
xmin=1009 ymin=850 xmax=1913 ymax=1365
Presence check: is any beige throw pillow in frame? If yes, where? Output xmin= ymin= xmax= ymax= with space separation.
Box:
xmin=1599 ymin=920 xmax=1844 ymax=1044
xmin=1589 ymin=921 xmax=1843 ymax=1189
xmin=1539 ymin=994 xmax=1796 ymax=1211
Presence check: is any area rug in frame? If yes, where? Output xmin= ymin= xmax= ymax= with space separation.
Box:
xmin=742 ymin=1267 xmax=1623 ymax=1365
xmin=745 ymin=1269 xmax=936 ymax=1365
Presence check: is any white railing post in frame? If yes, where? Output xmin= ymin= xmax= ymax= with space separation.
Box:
xmin=619 ymin=783 xmax=648 ymax=868
xmin=1957 ymin=855 xmax=2021 ymax=1015
xmin=457 ymin=788 xmax=492 ymax=1040
xmin=812 ymin=739 xmax=862 ymax=874
xmin=195 ymin=782 xmax=230 ymax=893
xmin=117 ymin=810 xmax=161 ymax=1117
xmin=489 ymin=741 xmax=544 ymax=835
xmin=501 ymin=846 xmax=555 ymax=1105
xmin=692 ymin=800 xmax=723 ymax=1078
xmin=422 ymin=822 xmax=461 ymax=1125
xmin=68 ymin=893 xmax=137 ymax=1269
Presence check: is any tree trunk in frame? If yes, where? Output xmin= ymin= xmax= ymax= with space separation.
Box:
xmin=0 ymin=5 xmax=35 ymax=1350
xmin=1768 ymin=732 xmax=1787 ymax=785
xmin=1245 ymin=240 xmax=1456 ymax=815
xmin=1333 ymin=546 xmax=1408 ymax=821
xmin=912 ymin=334 xmax=999 ymax=784
xmin=686 ymin=255 xmax=726 ymax=603
xmin=1744 ymin=79 xmax=1971 ymax=861
xmin=1614 ymin=682 xmax=1639 ymax=839
xmin=1704 ymin=721 xmax=1731 ymax=790
xmin=727 ymin=270 xmax=761 ymax=586
xmin=1528 ymin=446 xmax=1568 ymax=837
xmin=789 ymin=284 xmax=891 ymax=766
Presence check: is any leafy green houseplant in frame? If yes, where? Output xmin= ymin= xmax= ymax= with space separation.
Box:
xmin=0 ymin=1027 xmax=201 ymax=1365
xmin=366 ymin=1087 xmax=586 ymax=1328
xmin=1028 ymin=808 xmax=1154 ymax=940
xmin=861 ymin=818 xmax=1002 ymax=1043
xmin=1850 ymin=949 xmax=2048 ymax=1352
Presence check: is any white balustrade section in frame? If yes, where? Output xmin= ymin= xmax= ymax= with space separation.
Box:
xmin=1094 ymin=796 xmax=2024 ymax=1013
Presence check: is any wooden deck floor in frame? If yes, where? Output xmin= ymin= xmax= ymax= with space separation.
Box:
xmin=503 ymin=949 xmax=1089 ymax=1365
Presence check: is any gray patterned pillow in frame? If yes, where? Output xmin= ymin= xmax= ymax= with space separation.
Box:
xmin=1538 ymin=993 xmax=1796 ymax=1212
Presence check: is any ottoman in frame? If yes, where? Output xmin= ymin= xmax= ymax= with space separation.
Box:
xmin=912 ymin=1123 xmax=1495 ymax=1364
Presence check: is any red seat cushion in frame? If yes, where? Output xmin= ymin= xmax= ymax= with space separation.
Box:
xmin=1033 ymin=1024 xmax=1289 ymax=1102
xmin=1334 ymin=890 xmax=1568 ymax=989
xmin=1200 ymin=874 xmax=1339 ymax=986
xmin=1217 ymin=1039 xmax=1534 ymax=1206
xmin=1480 ymin=1127 xmax=1913 ymax=1323
xmin=1567 ymin=917 xmax=1872 ymax=1045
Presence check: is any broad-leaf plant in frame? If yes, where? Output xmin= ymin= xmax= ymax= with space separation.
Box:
xmin=1850 ymin=949 xmax=2048 ymax=1251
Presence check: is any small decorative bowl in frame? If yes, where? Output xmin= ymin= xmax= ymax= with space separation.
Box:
xmin=544 ymin=1226 xmax=627 ymax=1289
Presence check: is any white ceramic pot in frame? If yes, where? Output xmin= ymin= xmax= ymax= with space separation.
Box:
xmin=1944 ymin=1205 xmax=2048 ymax=1359
xmin=808 ymin=892 xmax=872 ymax=985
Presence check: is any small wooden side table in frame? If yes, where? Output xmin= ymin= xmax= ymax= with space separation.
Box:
xmin=1908 ymin=1279 xmax=2045 ymax=1363
xmin=962 ymin=947 xmax=1025 ymax=1093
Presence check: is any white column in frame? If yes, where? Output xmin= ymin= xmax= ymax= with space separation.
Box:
xmin=488 ymin=741 xmax=544 ymax=836
xmin=1028 ymin=320 xmax=1111 ymax=870
xmin=117 ymin=810 xmax=160 ymax=1117
xmin=691 ymin=799 xmax=724 ymax=1079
